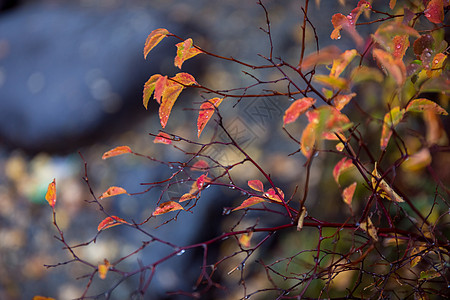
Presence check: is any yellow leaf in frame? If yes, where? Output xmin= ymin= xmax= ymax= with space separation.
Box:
xmin=406 ymin=98 xmax=448 ymax=115
xmin=179 ymin=193 xmax=196 ymax=202
xmin=296 ymin=206 xmax=308 ymax=231
xmin=372 ymin=163 xmax=404 ymax=202
xmin=239 ymin=231 xmax=253 ymax=248
xmin=98 ymin=259 xmax=110 ymax=280
xmin=102 ymin=146 xmax=132 ymax=160
xmin=380 ymin=106 xmax=405 ymax=150
xmin=330 ymin=49 xmax=358 ymax=78
xmin=359 ymin=217 xmax=378 ymax=241
xmin=143 ymin=74 xmax=162 ymax=109
xmin=402 ymin=148 xmax=432 ymax=171
xmin=45 ymin=178 xmax=56 ymax=208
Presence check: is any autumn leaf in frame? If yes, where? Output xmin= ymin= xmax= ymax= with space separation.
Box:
xmin=264 ymin=187 xmax=284 ymax=202
xmin=373 ymin=48 xmax=406 ymax=86
xmin=300 ymin=122 xmax=316 ymax=158
xmin=402 ymin=148 xmax=432 ymax=171
xmin=300 ymin=46 xmax=342 ymax=69
xmin=196 ymin=174 xmax=211 ymax=190
xmin=330 ymin=49 xmax=358 ymax=78
xmin=144 ymin=28 xmax=170 ymax=59
xmin=314 ymin=74 xmax=349 ymax=90
xmin=197 ymin=97 xmax=223 ymax=138
xmin=98 ymin=259 xmax=110 ymax=280
xmin=359 ymin=217 xmax=378 ymax=241
xmin=154 ymin=75 xmax=168 ymax=104
xmin=179 ymin=193 xmax=196 ymax=202
xmin=413 ymin=34 xmax=434 ymax=58
xmin=98 ymin=216 xmax=128 ymax=231
xmin=296 ymin=206 xmax=308 ymax=231
xmin=342 ymin=182 xmax=357 ymax=206
xmin=239 ymin=232 xmax=253 ymax=248
xmin=389 ymin=0 xmax=396 ymax=10
xmin=410 ymin=245 xmax=426 ymax=267
xmin=380 ymin=106 xmax=405 ymax=150
xmin=33 ymin=297 xmax=55 ymax=300
xmin=424 ymin=110 xmax=447 ymax=145
xmin=99 ymin=186 xmax=128 ymax=199
xmin=407 ymin=98 xmax=448 ymax=115
xmin=45 ymin=178 xmax=56 ymax=208
xmin=392 ymin=35 xmax=409 ymax=60
xmin=426 ymin=53 xmax=447 ymax=78
xmin=191 ymin=160 xmax=209 ymax=171
xmin=424 ymin=0 xmax=444 ymax=24
xmin=350 ymin=66 xmax=384 ymax=83
xmin=159 ymin=73 xmax=197 ymax=128
xmin=248 ymin=180 xmax=264 ymax=192
xmin=174 ymin=38 xmax=203 ymax=69
xmin=102 ymin=146 xmax=132 ymax=159
xmin=283 ymin=97 xmax=316 ymax=125
xmin=330 ymin=1 xmax=370 ymax=47
xmin=152 ymin=201 xmax=185 ymax=216
xmin=420 ymin=269 xmax=441 ymax=280
xmin=371 ymin=163 xmax=404 ymax=202
xmin=333 ymin=93 xmax=356 ymax=111
xmin=232 ymin=197 xmax=267 ymax=211
xmin=143 ymin=74 xmax=162 ymax=109
xmin=333 ymin=157 xmax=354 ymax=184
xmin=154 ymin=132 xmax=173 ymax=144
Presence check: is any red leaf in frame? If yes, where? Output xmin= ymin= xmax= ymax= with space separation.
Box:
xmin=191 ymin=160 xmax=209 ymax=171
xmin=380 ymin=107 xmax=405 ymax=150
xmin=179 ymin=193 xmax=196 ymax=202
xmin=373 ymin=48 xmax=406 ymax=86
xmin=154 ymin=132 xmax=173 ymax=144
xmin=144 ymin=28 xmax=170 ymax=59
xmin=102 ymin=146 xmax=132 ymax=159
xmin=342 ymin=182 xmax=357 ymax=206
xmin=152 ymin=201 xmax=184 ymax=216
xmin=333 ymin=157 xmax=354 ymax=184
xmin=232 ymin=197 xmax=267 ymax=211
xmin=99 ymin=186 xmax=127 ymax=199
xmin=264 ymin=187 xmax=284 ymax=202
xmin=424 ymin=0 xmax=444 ymax=24
xmin=97 ymin=216 xmax=128 ymax=231
xmin=248 ymin=180 xmax=264 ymax=192
xmin=196 ymin=174 xmax=211 ymax=190
xmin=45 ymin=179 xmax=56 ymax=208
xmin=143 ymin=74 xmax=162 ymax=109
xmin=406 ymin=98 xmax=448 ymax=115
xmin=159 ymin=73 xmax=196 ymax=128
xmin=174 ymin=38 xmax=203 ymax=69
xmin=154 ymin=75 xmax=168 ymax=104
xmin=392 ymin=35 xmax=409 ymax=60
xmin=197 ymin=97 xmax=224 ymax=138
xmin=283 ymin=97 xmax=316 ymax=125
xmin=333 ymin=93 xmax=356 ymax=111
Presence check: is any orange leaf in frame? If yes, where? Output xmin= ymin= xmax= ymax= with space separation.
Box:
xmin=99 ymin=186 xmax=127 ymax=199
xmin=232 ymin=197 xmax=267 ymax=211
xmin=179 ymin=193 xmax=196 ymax=202
xmin=33 ymin=297 xmax=55 ymax=300
xmin=197 ymin=97 xmax=223 ymax=137
xmin=333 ymin=157 xmax=354 ymax=184
xmin=300 ymin=122 xmax=316 ymax=158
xmin=424 ymin=110 xmax=447 ymax=145
xmin=102 ymin=146 xmax=132 ymax=159
xmin=239 ymin=231 xmax=253 ymax=248
xmin=98 ymin=259 xmax=110 ymax=280
xmin=264 ymin=187 xmax=284 ymax=203
xmin=45 ymin=178 xmax=56 ymax=208
xmin=342 ymin=182 xmax=357 ymax=206
xmin=283 ymin=97 xmax=316 ymax=125
xmin=154 ymin=132 xmax=173 ymax=144
xmin=389 ymin=0 xmax=396 ymax=9
xmin=159 ymin=73 xmax=196 ymax=128
xmin=144 ymin=28 xmax=170 ymax=59
xmin=407 ymin=98 xmax=448 ymax=116
xmin=333 ymin=93 xmax=356 ymax=111
xmin=426 ymin=53 xmax=447 ymax=78
xmin=191 ymin=160 xmax=210 ymax=171
xmin=380 ymin=106 xmax=405 ymax=150
xmin=424 ymin=0 xmax=444 ymax=24
xmin=392 ymin=35 xmax=409 ymax=60
xmin=143 ymin=74 xmax=162 ymax=109
xmin=152 ymin=201 xmax=184 ymax=216
xmin=174 ymin=38 xmax=203 ymax=69
xmin=300 ymin=45 xmax=342 ymax=69
xmin=97 ymin=216 xmax=128 ymax=231
xmin=248 ymin=180 xmax=264 ymax=192
xmin=373 ymin=48 xmax=406 ymax=86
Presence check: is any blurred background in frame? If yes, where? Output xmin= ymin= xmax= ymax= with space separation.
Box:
xmin=1 ymin=0 xmax=448 ymax=299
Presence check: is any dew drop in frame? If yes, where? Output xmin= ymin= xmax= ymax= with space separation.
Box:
xmin=396 ymin=44 xmax=401 ymax=49
xmin=177 ymin=249 xmax=186 ymax=256
xmin=222 ymin=208 xmax=231 ymax=215
xmin=337 ymin=36 xmax=341 ymax=40
xmin=173 ymin=136 xmax=181 ymax=141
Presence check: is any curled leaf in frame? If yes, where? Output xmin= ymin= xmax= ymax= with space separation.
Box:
xmin=248 ymin=180 xmax=264 ymax=192
xmin=232 ymin=197 xmax=267 ymax=211
xmin=300 ymin=122 xmax=316 ymax=158
xmin=102 ymin=146 xmax=132 ymax=160
xmin=174 ymin=38 xmax=203 ymax=69
xmin=197 ymin=97 xmax=223 ymax=138
xmin=380 ymin=106 xmax=405 ymax=150
xmin=143 ymin=74 xmax=162 ymax=109
xmin=359 ymin=217 xmax=378 ymax=241
xmin=154 ymin=132 xmax=173 ymax=144
xmin=371 ymin=163 xmax=404 ymax=202
xmin=333 ymin=157 xmax=354 ymax=184
xmin=264 ymin=187 xmax=284 ymax=202
xmin=296 ymin=206 xmax=308 ymax=231
xmin=144 ymin=28 xmax=170 ymax=59
xmin=406 ymin=98 xmax=448 ymax=115
xmin=179 ymin=193 xmax=196 ymax=202
xmin=152 ymin=201 xmax=185 ymax=216
xmin=45 ymin=179 xmax=56 ymax=208
xmin=98 ymin=216 xmax=128 ymax=231
xmin=283 ymin=97 xmax=316 ymax=125
xmin=99 ymin=186 xmax=127 ymax=199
